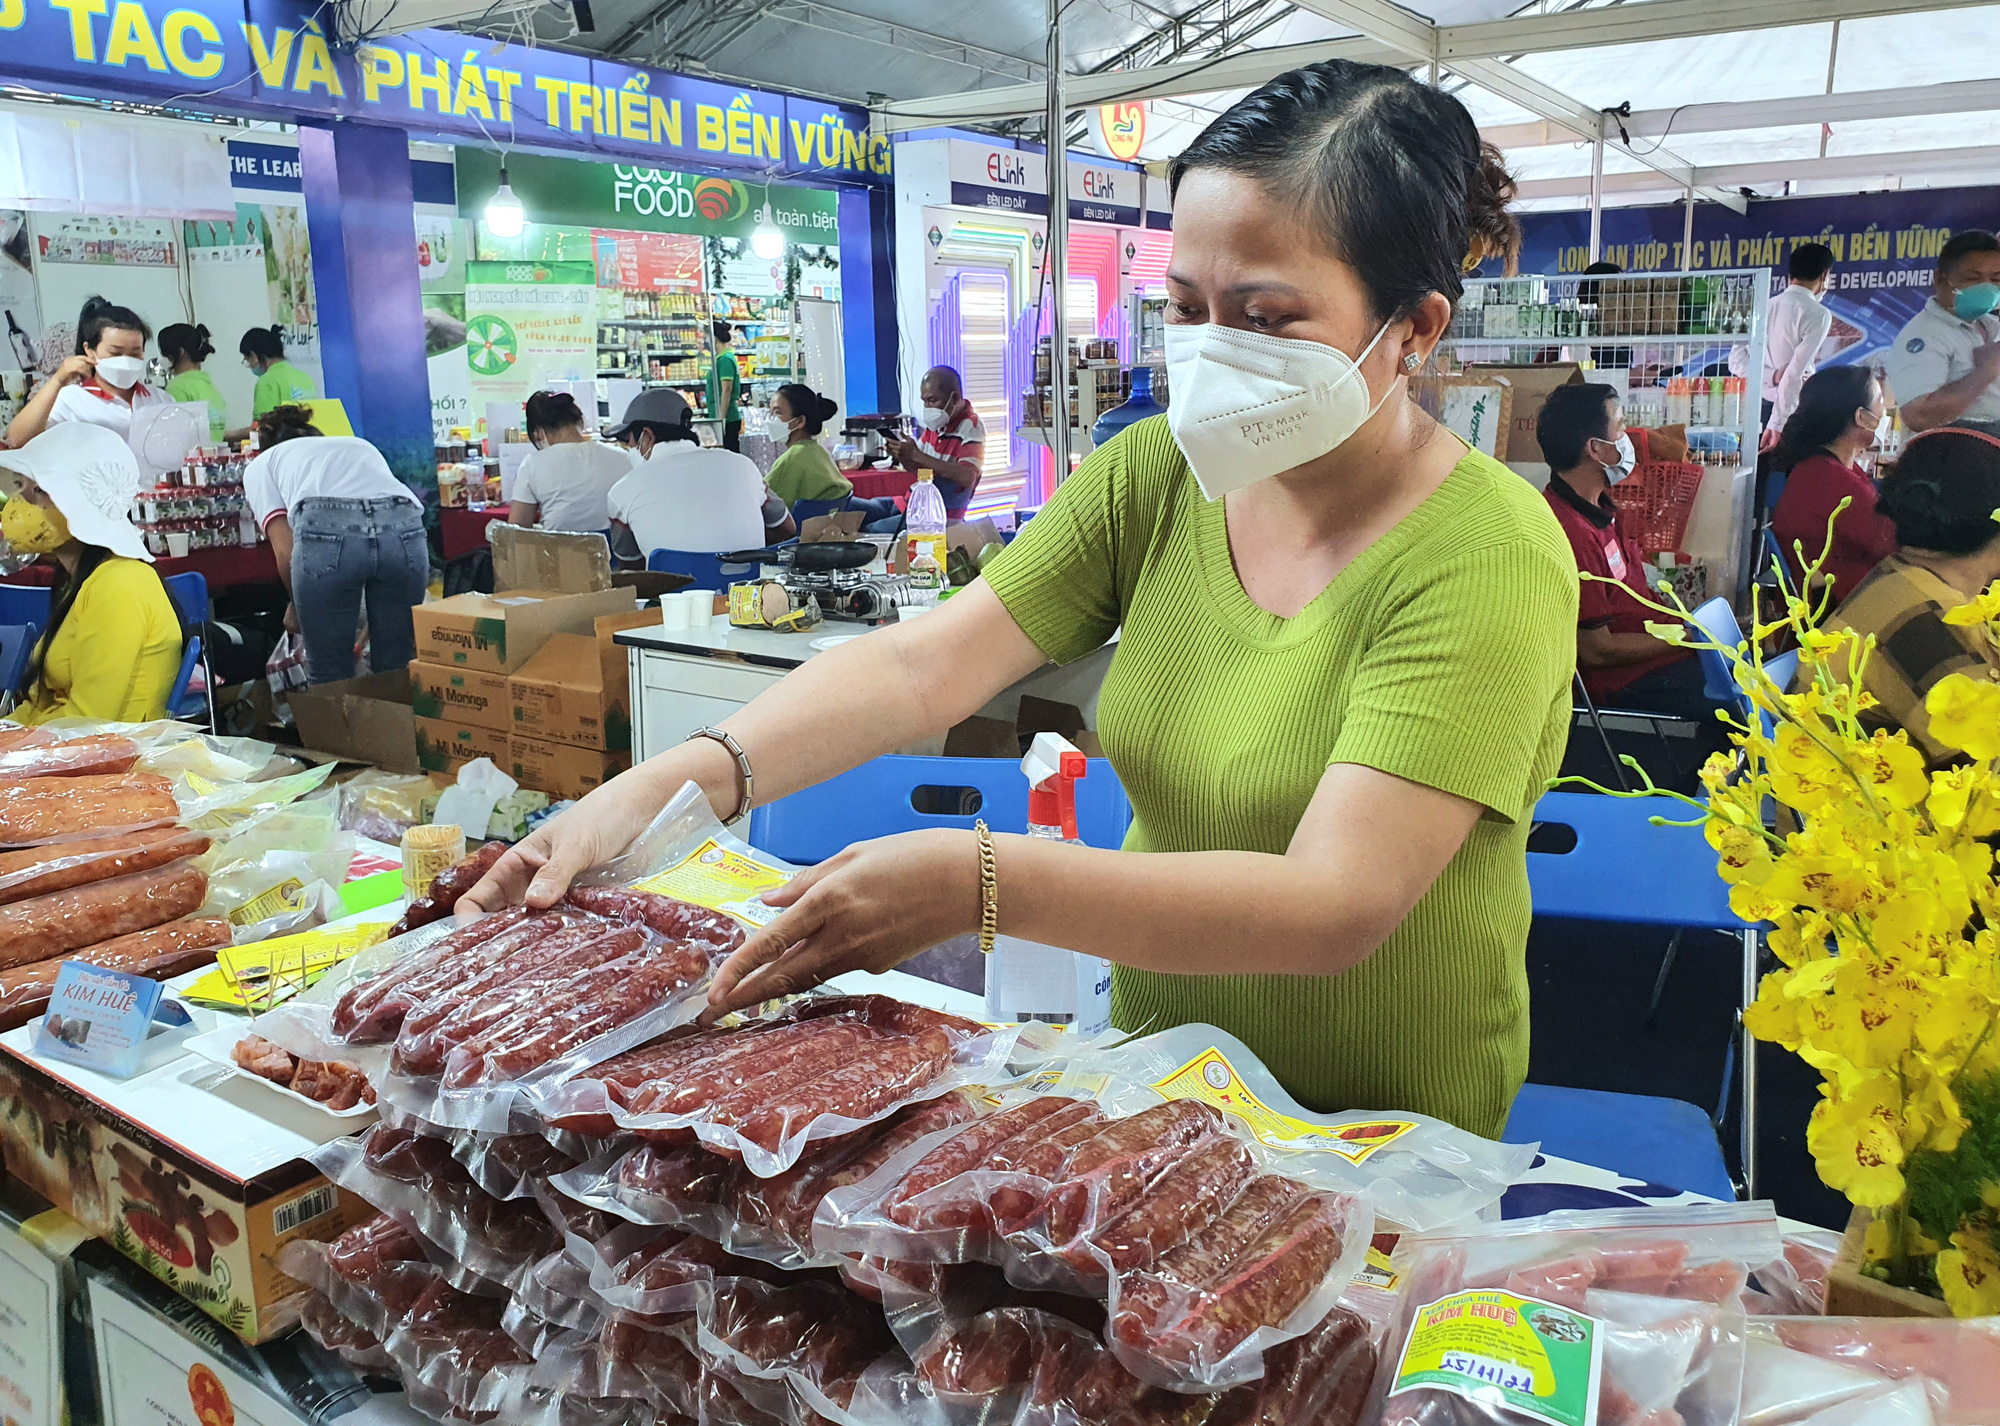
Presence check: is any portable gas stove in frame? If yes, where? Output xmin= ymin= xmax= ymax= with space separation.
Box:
xmin=779 ymin=564 xmax=913 ymax=622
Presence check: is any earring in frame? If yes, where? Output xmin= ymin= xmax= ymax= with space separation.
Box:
xmin=1402 ymin=352 xmax=1422 ymax=373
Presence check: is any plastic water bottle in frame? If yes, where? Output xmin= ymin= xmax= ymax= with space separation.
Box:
xmin=904 ymin=471 xmax=947 ymax=596
xmin=982 ymin=733 xmax=1114 ymax=1035
xmin=1091 ymin=365 xmax=1163 ymax=449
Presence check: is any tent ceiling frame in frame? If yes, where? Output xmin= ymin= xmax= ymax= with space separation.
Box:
xmin=1515 ymin=142 xmax=2000 ymax=201
xmin=1437 ymin=0 xmax=1998 ymax=61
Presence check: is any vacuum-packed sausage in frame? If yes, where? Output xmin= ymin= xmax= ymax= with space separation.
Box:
xmin=1037 ymin=1100 xmax=1224 ymax=1244
xmin=988 ymin=1104 xmax=1108 ymax=1226
xmin=332 ymin=907 xmax=537 ymax=1041
xmin=707 ymin=1027 xmax=954 ymax=1153
xmin=0 ymin=772 xmax=178 ymax=845
xmin=1145 ymin=1176 xmax=1305 ymax=1288
xmin=0 ymin=915 xmax=229 ymax=1029
xmin=753 ymin=1092 xmax=980 ymax=1254
xmin=0 ymin=826 xmax=207 ymax=906
xmin=1083 ymin=1135 xmax=1258 ymax=1273
xmin=564 ymin=885 xmax=746 ymax=954
xmin=0 ymin=861 xmax=208 ymax=971
xmin=882 ymin=1096 xmax=1085 ymax=1228
xmin=386 ymin=841 xmax=506 ymax=937
xmin=624 ymin=1017 xmax=875 ymax=1116
xmin=0 ymin=733 xmax=140 ymax=782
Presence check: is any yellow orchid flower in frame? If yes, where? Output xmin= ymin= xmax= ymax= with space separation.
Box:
xmin=1807 ymin=1078 xmax=1908 ymax=1208
xmin=1863 ymin=1211 xmax=1942 ymax=1265
xmin=1937 ymin=1230 xmax=2000 ymax=1317
xmin=1847 ymin=732 xmax=1930 ymax=809
xmin=1940 ymin=581 xmax=2000 ymax=627
xmin=1925 ymin=674 xmax=2000 ymax=760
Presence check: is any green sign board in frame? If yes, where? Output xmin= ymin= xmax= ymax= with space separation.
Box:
xmin=457 ymin=151 xmax=839 ymax=247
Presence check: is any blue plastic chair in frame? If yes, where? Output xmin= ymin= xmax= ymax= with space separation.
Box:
xmin=1688 ymin=596 xmax=1749 ymax=718
xmin=747 ymin=754 xmax=1132 ymax=863
xmin=1519 ymin=790 xmax=1755 ymax=1199
xmin=0 ymin=623 xmax=36 ymax=695
xmin=162 ymin=570 xmax=210 ymax=625
xmin=168 ymin=633 xmax=204 ymax=723
xmin=646 ymin=549 xmax=759 ymax=587
xmin=0 ymin=585 xmax=50 ymax=629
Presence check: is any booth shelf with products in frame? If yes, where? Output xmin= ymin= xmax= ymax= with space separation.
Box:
xmin=1436 ymin=268 xmax=1772 ymax=603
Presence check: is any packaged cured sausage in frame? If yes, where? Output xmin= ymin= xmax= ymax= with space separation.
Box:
xmin=534 ymin=995 xmax=1017 ymax=1178
xmin=0 ymin=733 xmax=140 ymax=782
xmin=0 ymin=772 xmax=179 ymax=845
xmin=0 ymin=915 xmax=228 ymax=1029
xmin=274 ymin=1211 xmax=442 ymax=1343
xmin=1739 ymin=1316 xmax=2000 ymax=1425
xmin=695 ymin=1275 xmax=902 ymax=1426
xmin=503 ymin=1245 xmax=605 ymax=1358
xmin=299 ymin=1289 xmax=396 ymax=1370
xmin=311 ymin=1119 xmax=566 ymax=1293
xmin=384 ymin=1276 xmax=533 ymax=1420
xmin=388 ymin=840 xmax=508 ymax=937
xmin=0 ymin=860 xmax=208 ymax=971
xmin=554 ymin=1093 xmax=984 ymax=1271
xmin=0 ymin=826 xmax=209 ymax=905
xmin=1369 ymin=1203 xmax=1785 ymax=1426
xmin=0 ymin=725 xmax=53 ymax=757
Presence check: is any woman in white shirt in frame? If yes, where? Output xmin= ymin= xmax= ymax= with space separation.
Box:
xmin=509 ymin=390 xmax=631 ymax=534
xmin=245 ymin=405 xmax=429 ymax=685
xmin=4 ymin=297 xmax=172 ymax=447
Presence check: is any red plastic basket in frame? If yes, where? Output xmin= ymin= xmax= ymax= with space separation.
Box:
xmin=1617 ymin=428 xmax=1705 ymax=557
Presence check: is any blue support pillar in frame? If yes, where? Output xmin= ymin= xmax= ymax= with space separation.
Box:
xmin=299 ymin=122 xmax=435 ymax=497
xmin=838 ymin=185 xmax=899 ymax=417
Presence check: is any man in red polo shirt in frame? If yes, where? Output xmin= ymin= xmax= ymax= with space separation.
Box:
xmin=1539 ymin=382 xmax=1723 ymax=724
xmin=885 ymin=365 xmax=985 ymax=516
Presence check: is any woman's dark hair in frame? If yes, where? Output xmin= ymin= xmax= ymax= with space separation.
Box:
xmin=75 ymin=296 xmax=149 ymax=354
xmin=1775 ymin=365 xmax=1879 ymax=470
xmin=774 ymin=383 xmax=837 ymax=437
xmin=712 ymin=319 xmax=734 ymax=345
xmin=158 ymin=323 xmax=214 ymax=367
xmin=524 ymin=390 xmax=586 ymax=440
xmin=239 ymin=325 xmax=286 ymax=362
xmin=18 ymin=546 xmax=189 ymax=702
xmin=1169 ymin=59 xmax=1520 ymax=321
xmin=1878 ymin=428 xmax=2000 ymax=554
xmin=256 ymin=404 xmax=321 ymax=449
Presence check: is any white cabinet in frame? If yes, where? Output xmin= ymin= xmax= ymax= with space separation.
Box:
xmin=630 ymin=648 xmax=790 ymax=758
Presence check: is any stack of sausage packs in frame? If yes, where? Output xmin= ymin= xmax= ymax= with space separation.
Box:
xmin=0 ymin=727 xmax=229 ymax=1029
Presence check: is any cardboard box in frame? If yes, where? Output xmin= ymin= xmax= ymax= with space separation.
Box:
xmin=415 ymin=715 xmax=511 ymax=772
xmin=1440 ymin=374 xmax=1513 ymax=459
xmin=285 ymin=670 xmax=420 ymax=773
xmin=0 ymin=1040 xmax=372 ymax=1345
xmin=509 ymin=735 xmax=631 ymax=800
xmin=412 ymin=587 xmax=633 ymax=674
xmin=1463 ymin=363 xmax=1585 ymax=467
xmin=490 ymin=522 xmax=614 ymax=593
xmin=409 ymin=660 xmax=511 ymax=732
xmin=508 ymin=610 xmax=657 ymax=751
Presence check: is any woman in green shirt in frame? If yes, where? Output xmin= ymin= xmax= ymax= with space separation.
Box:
xmin=240 ymin=325 xmax=316 ymax=418
xmin=462 ymin=61 xmax=1577 ymax=1137
xmin=765 ymin=384 xmax=853 ymax=506
xmin=159 ymin=324 xmax=229 ymax=444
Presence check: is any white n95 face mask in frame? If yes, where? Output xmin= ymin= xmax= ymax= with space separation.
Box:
xmin=92 ymin=355 xmax=147 ymax=390
xmin=1163 ymin=320 xmax=1394 ymax=500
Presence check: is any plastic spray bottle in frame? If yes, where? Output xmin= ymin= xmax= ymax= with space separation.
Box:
xmin=982 ymin=732 xmax=1114 ymax=1034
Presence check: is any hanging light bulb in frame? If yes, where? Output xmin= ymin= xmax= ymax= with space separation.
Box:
xmin=750 ymin=219 xmax=785 ymax=261
xmin=486 ymin=163 xmax=525 ymax=238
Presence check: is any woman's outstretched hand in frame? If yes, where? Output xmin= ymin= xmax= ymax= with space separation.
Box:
xmin=704 ymin=829 xmax=979 ymax=1017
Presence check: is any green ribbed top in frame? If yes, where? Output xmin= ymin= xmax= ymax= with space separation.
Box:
xmin=984 ymin=416 xmax=1577 ymax=1136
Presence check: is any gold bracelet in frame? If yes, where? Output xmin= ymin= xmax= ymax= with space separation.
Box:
xmin=974 ymin=820 xmax=998 ymax=954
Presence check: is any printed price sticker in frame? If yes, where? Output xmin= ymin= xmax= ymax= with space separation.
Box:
xmin=635 ymin=838 xmax=791 ymax=926
xmin=1150 ymin=1047 xmax=1417 ymax=1160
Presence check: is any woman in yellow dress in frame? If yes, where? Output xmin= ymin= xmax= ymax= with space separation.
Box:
xmin=0 ymin=424 xmax=186 ymax=723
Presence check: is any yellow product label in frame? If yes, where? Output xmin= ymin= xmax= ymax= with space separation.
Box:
xmin=1355 ymin=1245 xmax=1400 ymax=1292
xmin=1389 ymin=1290 xmax=1600 ymax=1426
xmin=184 ymin=772 xmax=220 ymax=797
xmin=634 ymin=839 xmax=791 ymax=926
xmin=1150 ymin=1047 xmax=1417 ymax=1160
xmin=906 ymin=530 xmax=946 ymax=569
xmin=218 ymin=919 xmax=390 ymax=991
xmin=227 ymin=878 xmax=309 ymax=928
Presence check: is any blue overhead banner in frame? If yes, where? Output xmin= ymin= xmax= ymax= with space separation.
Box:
xmin=1489 ymin=186 xmax=2000 ymax=370
xmin=0 ymin=0 xmax=890 ymax=184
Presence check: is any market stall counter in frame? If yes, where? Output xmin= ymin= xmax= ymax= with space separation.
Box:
xmin=0 ymin=540 xmax=280 ymax=593
xmin=441 ymin=507 xmax=511 ymax=562
xmin=617 ymin=618 xmax=1117 ymax=761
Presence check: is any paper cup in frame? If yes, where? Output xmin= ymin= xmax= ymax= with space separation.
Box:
xmin=164 ymin=531 xmax=190 ymax=558
xmin=660 ymin=592 xmax=693 ymax=630
xmin=683 ymin=589 xmax=716 ymax=629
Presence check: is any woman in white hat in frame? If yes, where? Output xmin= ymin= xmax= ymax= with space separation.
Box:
xmin=0 ymin=424 xmax=186 ymax=723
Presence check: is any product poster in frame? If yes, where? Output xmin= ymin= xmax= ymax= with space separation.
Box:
xmin=418 ymin=217 xmax=473 ymax=441
xmin=34 ymin=216 xmax=177 ymax=268
xmin=0 ymin=1224 xmax=62 ymax=1426
xmin=261 ymin=206 xmax=321 ymax=390
xmin=0 ymin=211 xmax=39 ymax=375
xmin=463 ymin=260 xmax=597 ymax=415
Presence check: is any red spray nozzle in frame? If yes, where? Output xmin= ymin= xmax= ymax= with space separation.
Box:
xmin=1025 ymin=743 xmax=1089 ymax=840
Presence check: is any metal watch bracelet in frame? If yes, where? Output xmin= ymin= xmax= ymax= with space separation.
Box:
xmin=685 ymin=726 xmax=754 ymax=824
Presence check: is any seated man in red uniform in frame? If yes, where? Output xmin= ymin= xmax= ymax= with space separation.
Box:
xmin=1539 ymin=382 xmax=1727 ymax=726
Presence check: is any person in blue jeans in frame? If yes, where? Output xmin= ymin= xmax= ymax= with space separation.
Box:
xmin=244 ymin=405 xmax=430 ymax=684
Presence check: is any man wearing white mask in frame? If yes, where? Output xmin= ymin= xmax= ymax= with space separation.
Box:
xmin=884 ymin=366 xmax=984 ymax=516
xmin=458 ymin=60 xmax=1577 ymax=1140
xmin=4 ymin=297 xmax=172 ymax=448
xmin=1540 ymin=383 xmax=1717 ymax=726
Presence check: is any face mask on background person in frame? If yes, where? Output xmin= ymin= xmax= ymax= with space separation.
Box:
xmin=1163 ymin=320 xmax=1395 ymax=500
xmin=91 ymin=355 xmax=146 ymax=390
xmin=1597 ymin=432 xmax=1637 ymax=485
xmin=917 ymin=405 xmax=949 ymax=431
xmin=1952 ymin=282 xmax=2000 ymax=321
xmin=1869 ymin=409 xmax=1892 ymax=447
xmin=2 ymin=497 xmax=69 ymax=554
